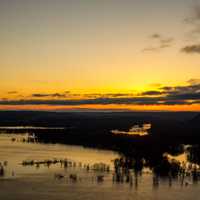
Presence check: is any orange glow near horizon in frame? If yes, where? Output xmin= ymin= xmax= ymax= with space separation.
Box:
xmin=0 ymin=104 xmax=200 ymax=112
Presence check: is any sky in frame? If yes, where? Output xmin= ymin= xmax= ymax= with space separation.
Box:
xmin=0 ymin=0 xmax=200 ymax=111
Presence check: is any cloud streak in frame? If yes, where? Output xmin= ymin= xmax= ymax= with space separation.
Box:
xmin=0 ymin=83 xmax=200 ymax=106
xmin=143 ymin=34 xmax=174 ymax=52
xmin=1 ymin=80 xmax=200 ymax=107
xmin=32 ymin=93 xmax=67 ymax=98
xmin=181 ymin=44 xmax=200 ymax=53
xmin=140 ymin=91 xmax=165 ymax=96
xmin=181 ymin=4 xmax=200 ymax=53
xmin=7 ymin=91 xmax=18 ymax=94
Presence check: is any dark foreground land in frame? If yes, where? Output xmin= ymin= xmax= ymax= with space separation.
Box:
xmin=0 ymin=111 xmax=200 ymax=152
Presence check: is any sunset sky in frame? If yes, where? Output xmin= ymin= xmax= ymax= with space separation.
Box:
xmin=0 ymin=0 xmax=200 ymax=111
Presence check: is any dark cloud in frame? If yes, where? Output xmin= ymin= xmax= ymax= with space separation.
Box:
xmin=160 ymin=86 xmax=174 ymax=91
xmin=161 ymin=82 xmax=200 ymax=102
xmin=143 ymin=34 xmax=174 ymax=52
xmin=182 ymin=4 xmax=200 ymax=52
xmin=150 ymin=34 xmax=161 ymax=39
xmin=181 ymin=44 xmax=200 ymax=53
xmin=0 ymin=98 xmax=198 ymax=106
xmin=32 ymin=94 xmax=50 ymax=97
xmin=167 ymin=93 xmax=200 ymax=100
xmin=164 ymin=84 xmax=200 ymax=94
xmin=0 ymin=97 xmax=162 ymax=106
xmin=7 ymin=91 xmax=18 ymax=94
xmin=64 ymin=91 xmax=71 ymax=94
xmin=0 ymin=93 xmax=199 ymax=106
xmin=51 ymin=93 xmax=67 ymax=98
xmin=32 ymin=93 xmax=67 ymax=98
xmin=1 ymin=80 xmax=200 ymax=106
xmin=0 ymin=97 xmax=199 ymax=106
xmin=32 ymin=92 xmax=135 ymax=99
xmin=160 ymin=100 xmax=194 ymax=105
xmin=141 ymin=91 xmax=165 ymax=96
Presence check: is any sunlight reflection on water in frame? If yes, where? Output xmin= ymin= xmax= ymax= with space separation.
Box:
xmin=111 ymin=123 xmax=151 ymax=136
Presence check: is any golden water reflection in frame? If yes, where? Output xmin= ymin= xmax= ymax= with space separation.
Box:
xmin=111 ymin=123 xmax=151 ymax=136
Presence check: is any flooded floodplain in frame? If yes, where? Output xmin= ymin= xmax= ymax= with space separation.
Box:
xmin=0 ymin=133 xmax=200 ymax=200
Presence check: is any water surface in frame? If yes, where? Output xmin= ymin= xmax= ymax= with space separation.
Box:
xmin=0 ymin=133 xmax=199 ymax=200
